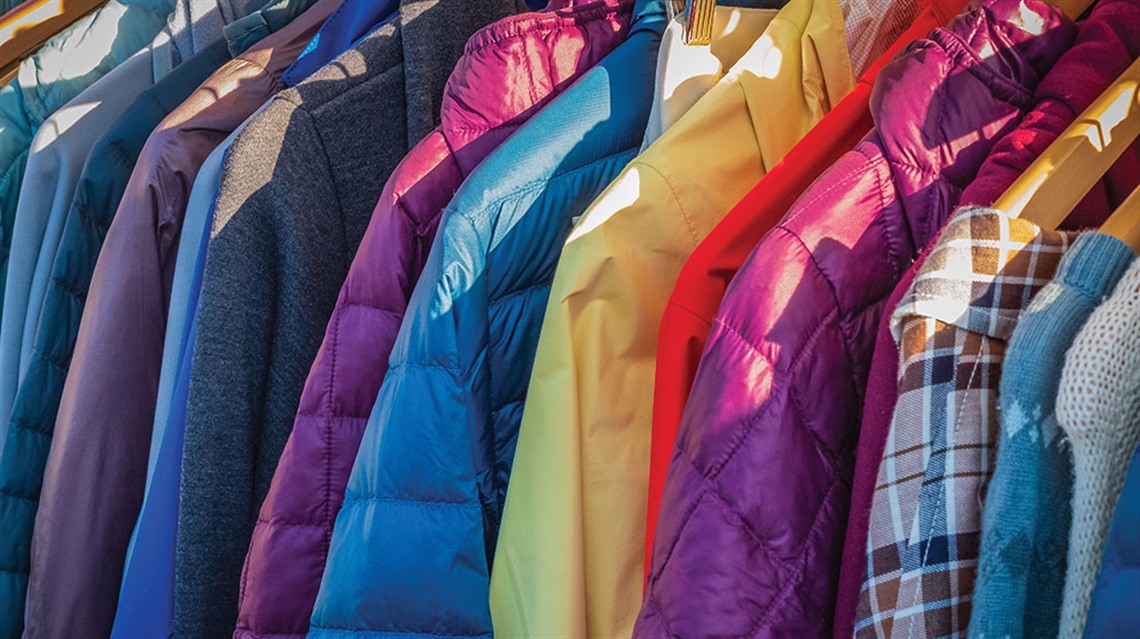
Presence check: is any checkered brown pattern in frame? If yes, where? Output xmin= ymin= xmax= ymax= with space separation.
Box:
xmin=854 ymin=208 xmax=1074 ymax=639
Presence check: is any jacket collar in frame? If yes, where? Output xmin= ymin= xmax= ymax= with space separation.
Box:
xmin=281 ymin=0 xmax=401 ymax=86
xmin=224 ymin=0 xmax=322 ymax=56
xmin=398 ymin=0 xmax=529 ymax=145
xmin=890 ymin=206 xmax=1074 ymax=343
xmin=152 ymin=0 xmax=260 ymax=77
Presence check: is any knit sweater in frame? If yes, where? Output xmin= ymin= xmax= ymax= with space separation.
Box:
xmin=1057 ymin=256 xmax=1140 ymax=639
xmin=970 ymin=231 xmax=1135 ymax=639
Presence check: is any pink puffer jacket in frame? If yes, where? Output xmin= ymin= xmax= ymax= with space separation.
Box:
xmin=232 ymin=2 xmax=634 ymax=637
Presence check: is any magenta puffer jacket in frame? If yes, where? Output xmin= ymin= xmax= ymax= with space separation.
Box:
xmin=232 ymin=2 xmax=633 ymax=637
xmin=634 ymin=1 xmax=1076 ymax=636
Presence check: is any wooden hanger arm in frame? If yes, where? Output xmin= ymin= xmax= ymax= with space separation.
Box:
xmin=1045 ymin=0 xmax=1097 ymax=20
xmin=993 ymin=57 xmax=1140 ymax=230
xmin=1101 ymin=186 xmax=1140 ymax=253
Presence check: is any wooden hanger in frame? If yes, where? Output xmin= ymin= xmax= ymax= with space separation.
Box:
xmin=993 ymin=57 xmax=1140 ymax=230
xmin=1046 ymin=0 xmax=1097 ymax=20
xmin=1100 ymin=186 xmax=1140 ymax=252
xmin=0 ymin=0 xmax=104 ymax=85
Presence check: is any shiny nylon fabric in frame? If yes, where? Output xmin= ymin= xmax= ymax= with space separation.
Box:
xmin=308 ymin=1 xmax=667 ymax=635
xmin=836 ymin=2 xmax=1140 ymax=633
xmin=235 ymin=3 xmax=635 ymax=637
xmin=493 ymin=0 xmax=856 ymax=635
xmin=636 ymin=1 xmax=1076 ymax=636
xmin=644 ymin=0 xmax=965 ymax=579
xmin=0 ymin=36 xmax=246 ymax=639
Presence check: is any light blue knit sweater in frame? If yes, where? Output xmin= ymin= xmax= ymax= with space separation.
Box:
xmin=970 ymin=231 xmax=1136 ymax=639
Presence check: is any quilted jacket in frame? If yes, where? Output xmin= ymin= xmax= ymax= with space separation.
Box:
xmin=1085 ymin=442 xmax=1140 ymax=639
xmin=643 ymin=0 xmax=966 ymax=572
xmin=235 ymin=3 xmax=634 ymax=638
xmin=0 ymin=0 xmax=174 ymax=366
xmin=0 ymin=0 xmax=259 ymax=459
xmin=635 ymin=1 xmax=1076 ymax=636
xmin=308 ymin=1 xmax=667 ymax=636
xmin=0 ymin=4 xmax=309 ymax=635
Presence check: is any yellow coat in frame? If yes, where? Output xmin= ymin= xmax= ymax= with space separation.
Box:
xmin=490 ymin=1 xmax=854 ymax=636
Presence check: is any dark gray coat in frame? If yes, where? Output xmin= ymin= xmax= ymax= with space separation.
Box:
xmin=172 ymin=1 xmax=528 ymax=636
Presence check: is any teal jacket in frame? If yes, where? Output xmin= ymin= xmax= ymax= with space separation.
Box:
xmin=0 ymin=0 xmax=174 ymax=329
xmin=0 ymin=1 xmax=314 ymax=633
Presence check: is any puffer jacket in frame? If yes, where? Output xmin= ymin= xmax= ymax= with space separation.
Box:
xmin=308 ymin=1 xmax=667 ymax=636
xmin=1085 ymin=442 xmax=1140 ymax=639
xmin=635 ymin=1 xmax=1076 ymax=636
xmin=235 ymin=3 xmax=634 ymax=638
xmin=0 ymin=3 xmax=311 ymax=635
xmin=0 ymin=0 xmax=174 ymax=338
xmin=0 ymin=0 xmax=259 ymax=462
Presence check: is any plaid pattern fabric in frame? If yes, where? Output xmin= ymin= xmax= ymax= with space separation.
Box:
xmin=854 ymin=207 xmax=1074 ymax=639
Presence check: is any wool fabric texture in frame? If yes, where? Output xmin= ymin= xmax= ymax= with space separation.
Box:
xmin=1056 ymin=257 xmax=1140 ymax=639
xmin=969 ymin=231 xmax=1136 ymax=639
xmin=173 ymin=2 xmax=526 ymax=635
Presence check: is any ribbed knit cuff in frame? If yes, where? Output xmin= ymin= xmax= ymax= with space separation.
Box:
xmin=1057 ymin=232 xmax=1135 ymax=301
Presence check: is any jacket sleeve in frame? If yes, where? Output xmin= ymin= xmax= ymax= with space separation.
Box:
xmin=308 ymin=206 xmax=495 ymax=639
xmin=0 ymin=139 xmax=137 ymax=638
xmin=24 ymin=148 xmax=169 ymax=637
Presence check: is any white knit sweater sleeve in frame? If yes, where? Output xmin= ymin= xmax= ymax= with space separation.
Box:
xmin=1056 ymin=257 xmax=1140 ymax=639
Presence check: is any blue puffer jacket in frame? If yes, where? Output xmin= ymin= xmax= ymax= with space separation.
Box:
xmin=1085 ymin=442 xmax=1140 ymax=639
xmin=307 ymin=1 xmax=666 ymax=636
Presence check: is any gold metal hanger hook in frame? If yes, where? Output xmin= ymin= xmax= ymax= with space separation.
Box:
xmin=671 ymin=0 xmax=716 ymax=46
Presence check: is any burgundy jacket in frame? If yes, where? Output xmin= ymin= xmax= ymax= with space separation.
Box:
xmin=635 ymin=1 xmax=1077 ymax=636
xmin=233 ymin=3 xmax=635 ymax=637
xmin=832 ymin=1 xmax=1140 ymax=636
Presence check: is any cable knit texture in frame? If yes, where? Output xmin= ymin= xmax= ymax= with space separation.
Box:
xmin=970 ymin=231 xmax=1135 ymax=639
xmin=1056 ymin=258 xmax=1140 ymax=639
xmin=234 ymin=3 xmax=634 ymax=637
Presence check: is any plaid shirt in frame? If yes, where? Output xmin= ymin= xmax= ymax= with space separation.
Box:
xmin=854 ymin=207 xmax=1074 ymax=639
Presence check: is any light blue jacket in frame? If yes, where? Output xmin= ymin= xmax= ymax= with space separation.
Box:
xmin=0 ymin=0 xmax=174 ymax=325
xmin=308 ymin=1 xmax=666 ymax=636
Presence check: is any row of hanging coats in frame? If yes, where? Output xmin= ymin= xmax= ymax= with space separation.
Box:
xmin=0 ymin=0 xmax=1136 ymax=636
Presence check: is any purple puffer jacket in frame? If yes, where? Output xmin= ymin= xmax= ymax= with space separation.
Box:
xmin=634 ymin=1 xmax=1075 ymax=636
xmin=232 ymin=2 xmax=633 ymax=638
